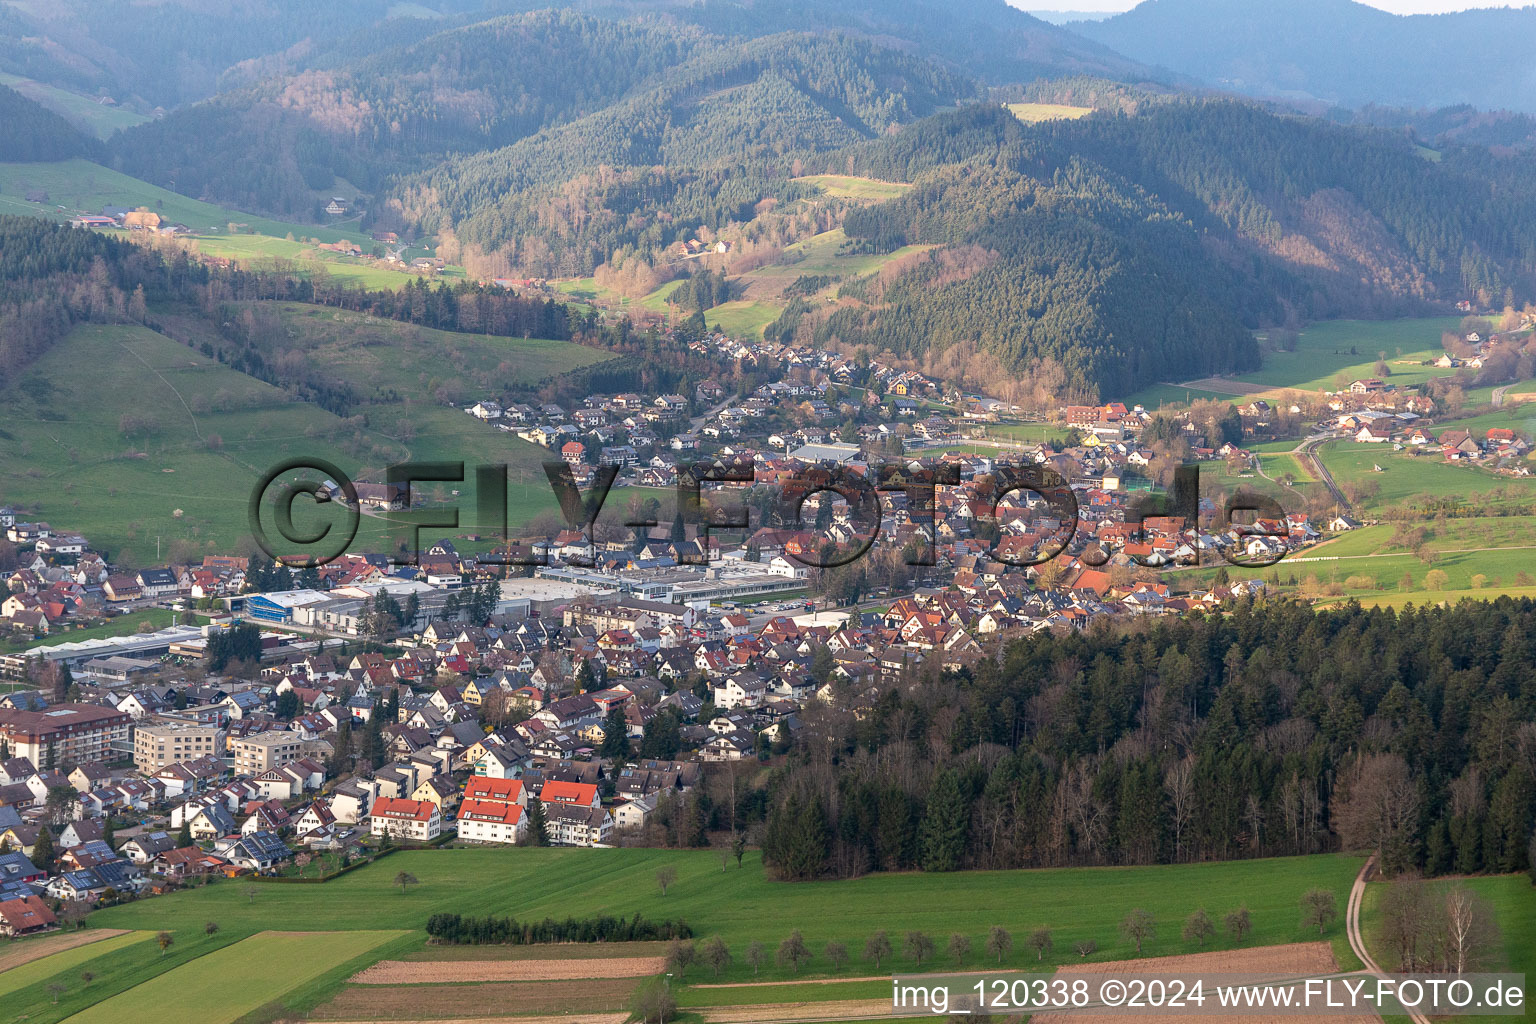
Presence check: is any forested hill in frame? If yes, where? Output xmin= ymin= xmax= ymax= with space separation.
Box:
xmin=395 ymin=31 xmax=976 ymax=253
xmin=777 ymin=100 xmax=1536 ymax=397
xmin=0 ymin=86 xmax=101 ymax=163
xmin=664 ymin=0 xmax=1156 ymax=84
xmin=1073 ymin=0 xmax=1536 ymax=114
xmin=103 ymin=11 xmax=708 ymax=220
xmin=0 ymin=0 xmax=413 ymax=110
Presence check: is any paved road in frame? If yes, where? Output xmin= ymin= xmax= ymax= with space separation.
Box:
xmin=1296 ymin=432 xmax=1350 ymax=511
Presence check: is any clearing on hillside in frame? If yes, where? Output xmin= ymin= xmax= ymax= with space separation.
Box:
xmin=792 ymin=174 xmax=913 ymax=201
xmin=1004 ymin=102 xmax=1095 ymax=123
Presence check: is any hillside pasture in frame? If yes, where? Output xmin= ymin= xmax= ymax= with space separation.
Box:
xmin=792 ymin=174 xmax=913 ymax=200
xmin=0 ymin=74 xmax=150 ymax=139
xmin=0 ymin=159 xmax=358 ymax=242
xmin=0 ymin=323 xmax=389 ymax=564
xmin=1239 ymin=318 xmax=1464 ymax=393
xmin=1004 ymin=102 xmax=1095 ymax=123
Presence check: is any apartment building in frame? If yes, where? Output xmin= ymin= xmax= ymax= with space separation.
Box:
xmin=0 ymin=704 xmax=131 ymax=767
xmin=231 ymin=731 xmax=304 ymax=775
xmin=133 ymin=721 xmax=225 ymax=773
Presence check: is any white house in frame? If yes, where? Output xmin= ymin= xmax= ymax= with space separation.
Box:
xmin=369 ymin=797 xmax=441 ymax=842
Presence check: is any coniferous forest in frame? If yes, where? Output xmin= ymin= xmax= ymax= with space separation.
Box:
xmin=759 ymin=599 xmax=1536 ymax=882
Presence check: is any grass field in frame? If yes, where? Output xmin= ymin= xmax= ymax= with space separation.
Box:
xmin=62 ymin=930 xmax=405 ymax=1024
xmin=705 ymin=299 xmax=786 ymax=339
xmin=976 ymin=422 xmax=1071 ymax=444
xmin=0 ymin=932 xmax=149 ymax=998
xmin=1360 ymin=874 xmax=1535 ymax=1024
xmin=89 ymin=849 xmax=1367 ymax=982
xmin=0 ymin=315 xmax=612 ymax=564
xmin=0 ymin=159 xmax=361 ymax=243
xmin=261 ymin=302 xmax=611 ymax=393
xmin=0 ymin=323 xmax=381 ymax=564
xmin=1317 ymin=438 xmax=1534 ymax=511
xmin=188 ymin=234 xmax=469 ymax=291
xmin=1239 ymin=318 xmax=1465 ymax=392
xmin=0 ymin=75 xmax=150 ymax=139
xmin=1307 ymin=517 xmax=1536 ymax=559
xmin=792 ymin=174 xmax=914 ymax=200
xmin=1120 ymin=382 xmax=1248 ymax=410
xmin=741 ymin=228 xmax=935 ymax=295
xmin=1004 ymin=102 xmax=1095 ymax=123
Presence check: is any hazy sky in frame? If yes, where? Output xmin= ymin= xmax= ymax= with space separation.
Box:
xmin=1017 ymin=1 xmax=1530 ymax=11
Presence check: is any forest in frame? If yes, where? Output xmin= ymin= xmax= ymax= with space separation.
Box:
xmin=752 ymin=598 xmax=1535 ymax=883
xmin=0 ymin=86 xmax=100 ymax=163
xmin=773 ymin=99 xmax=1536 ymax=396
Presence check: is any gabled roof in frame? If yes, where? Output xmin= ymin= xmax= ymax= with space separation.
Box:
xmin=464 ymin=777 xmax=523 ymax=803
xmin=539 ymin=780 xmax=598 ymax=806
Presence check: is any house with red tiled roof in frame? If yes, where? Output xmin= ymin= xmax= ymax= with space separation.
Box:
xmin=0 ymin=894 xmax=56 ymax=936
xmin=538 ymin=779 xmax=600 ymax=809
xmin=368 ymin=797 xmax=441 ymax=841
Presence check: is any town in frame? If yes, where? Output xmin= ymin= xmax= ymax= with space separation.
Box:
xmin=2 ymin=310 xmax=1530 ymax=935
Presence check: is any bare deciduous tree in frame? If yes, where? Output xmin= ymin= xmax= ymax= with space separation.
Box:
xmin=1332 ymin=753 xmax=1420 ymax=872
xmin=1165 ymin=757 xmax=1195 ymax=861
xmin=1120 ymin=910 xmax=1156 ymax=955
xmin=1443 ymin=884 xmax=1498 ymax=975
xmin=987 ymin=925 xmax=1014 ymax=963
xmin=1300 ymin=889 xmax=1337 ymax=936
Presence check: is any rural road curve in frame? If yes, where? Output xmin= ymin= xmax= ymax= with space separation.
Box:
xmin=1346 ymin=854 xmax=1431 ymax=1024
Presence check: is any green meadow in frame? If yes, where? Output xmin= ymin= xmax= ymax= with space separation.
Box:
xmin=1360 ymin=874 xmax=1535 ymax=1024
xmin=63 ymin=930 xmax=406 ymax=1024
xmin=1239 ymin=317 xmax=1464 ymax=392
xmin=0 ymin=75 xmax=150 ymax=139
xmin=91 ymin=849 xmax=1367 ymax=982
xmin=0 ymin=314 xmax=614 ymax=565
xmin=0 ymin=159 xmax=360 ymax=242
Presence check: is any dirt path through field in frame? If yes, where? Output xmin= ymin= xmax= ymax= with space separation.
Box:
xmin=314 ymin=1016 xmax=628 ymax=1024
xmin=0 ymin=929 xmax=131 ymax=974
xmin=699 ymin=999 xmax=892 ymax=1022
xmin=352 ymin=955 xmax=664 ymax=984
